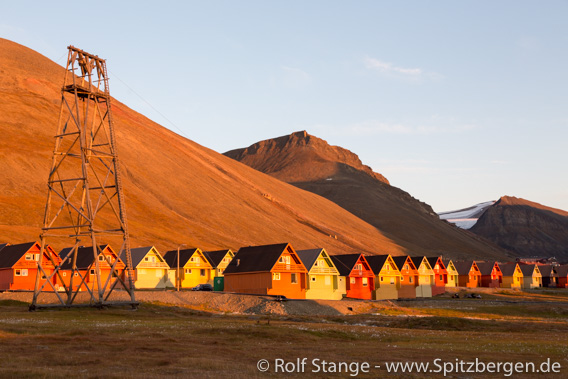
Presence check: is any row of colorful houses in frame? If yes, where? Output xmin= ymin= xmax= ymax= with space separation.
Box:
xmin=0 ymin=242 xmax=567 ymax=300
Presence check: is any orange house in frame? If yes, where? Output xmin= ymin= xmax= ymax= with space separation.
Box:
xmin=331 ymin=254 xmax=375 ymax=300
xmin=0 ymin=242 xmax=61 ymax=291
xmin=454 ymin=261 xmax=481 ymax=287
xmin=223 ymin=243 xmax=307 ymax=299
xmin=392 ymin=255 xmax=418 ymax=299
xmin=59 ymin=245 xmax=124 ymax=292
xmin=477 ymin=261 xmax=503 ymax=288
xmin=426 ymin=256 xmax=447 ymax=296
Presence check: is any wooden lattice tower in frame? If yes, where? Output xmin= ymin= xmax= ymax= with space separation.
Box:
xmin=30 ymin=46 xmax=137 ymax=309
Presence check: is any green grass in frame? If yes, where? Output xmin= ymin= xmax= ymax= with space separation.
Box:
xmin=0 ymin=295 xmax=567 ymax=378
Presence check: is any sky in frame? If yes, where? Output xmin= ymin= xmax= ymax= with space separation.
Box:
xmin=3 ymin=1 xmax=568 ymax=213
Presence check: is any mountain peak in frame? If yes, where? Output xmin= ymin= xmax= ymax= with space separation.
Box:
xmin=495 ymin=196 xmax=568 ymax=217
xmin=225 ymin=131 xmax=389 ymax=184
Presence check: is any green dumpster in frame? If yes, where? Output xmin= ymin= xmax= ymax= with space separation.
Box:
xmin=213 ymin=277 xmax=224 ymax=291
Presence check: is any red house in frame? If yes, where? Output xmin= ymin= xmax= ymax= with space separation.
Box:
xmin=556 ymin=265 xmax=568 ymax=288
xmin=0 ymin=242 xmax=61 ymax=291
xmin=476 ymin=261 xmax=503 ymax=288
xmin=331 ymin=254 xmax=374 ymax=299
xmin=426 ymin=256 xmax=447 ymax=296
xmin=59 ymin=245 xmax=124 ymax=292
xmin=392 ymin=255 xmax=418 ymax=299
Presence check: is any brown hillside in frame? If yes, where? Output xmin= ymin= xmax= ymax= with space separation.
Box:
xmin=225 ymin=132 xmax=512 ymax=260
xmin=471 ymin=196 xmax=568 ymax=260
xmin=0 ymin=38 xmax=412 ymax=256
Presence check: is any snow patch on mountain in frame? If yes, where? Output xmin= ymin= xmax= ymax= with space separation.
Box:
xmin=438 ymin=201 xmax=495 ymax=229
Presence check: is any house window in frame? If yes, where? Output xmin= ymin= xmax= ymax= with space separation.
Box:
xmin=151 ymin=256 xmax=156 ymax=263
xmin=15 ymin=269 xmax=21 ymax=276
xmin=273 ymin=273 xmax=281 ymax=281
xmin=74 ymin=273 xmax=78 ymax=277
xmin=90 ymin=269 xmax=95 ymax=275
xmin=355 ymin=263 xmax=362 ymax=271
xmin=311 ymin=276 xmax=316 ymax=282
xmin=62 ymin=272 xmax=67 ymax=277
xmin=25 ymin=254 xmax=32 ymax=261
xmin=435 ymin=264 xmax=439 ymax=270
xmin=34 ymin=254 xmax=40 ymax=261
xmin=409 ymin=277 xmax=413 ymax=283
xmin=279 ymin=256 xmax=291 ymax=265
xmin=190 ymin=256 xmax=199 ymax=263
xmin=380 ymin=276 xmax=384 ymax=282
xmin=185 ymin=269 xmax=191 ymax=274
xmin=223 ymin=257 xmax=230 ymax=263
xmin=98 ymin=255 xmax=104 ymax=261
xmin=291 ymin=273 xmax=297 ymax=284
xmin=139 ymin=269 xmax=147 ymax=275
xmin=401 ymin=276 xmax=404 ymax=282
xmin=404 ymin=264 xmax=409 ymax=270
xmin=385 ymin=264 xmax=390 ymax=271
xmin=390 ymin=277 xmax=395 ymax=284
xmin=439 ymin=274 xmax=443 ymax=281
xmin=350 ymin=277 xmax=356 ymax=284
xmin=200 ymin=269 xmax=206 ymax=277
xmin=144 ymin=257 xmax=149 ymax=262
xmin=21 ymin=269 xmax=28 ymax=276
xmin=362 ymin=277 xmax=368 ymax=286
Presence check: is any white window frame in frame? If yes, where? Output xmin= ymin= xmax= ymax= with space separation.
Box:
xmin=362 ymin=277 xmax=368 ymax=287
xmin=291 ymin=273 xmax=297 ymax=284
xmin=273 ymin=272 xmax=281 ymax=281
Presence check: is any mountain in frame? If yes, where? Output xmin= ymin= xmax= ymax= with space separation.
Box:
xmin=224 ymin=132 xmax=512 ymax=260
xmin=470 ymin=196 xmax=568 ymax=260
xmin=0 ymin=38 xmax=412 ymax=255
xmin=438 ymin=201 xmax=495 ymax=229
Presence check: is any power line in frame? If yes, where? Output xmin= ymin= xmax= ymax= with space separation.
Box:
xmin=108 ymin=69 xmax=191 ymax=140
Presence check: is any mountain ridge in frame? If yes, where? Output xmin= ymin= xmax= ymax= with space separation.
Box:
xmin=224 ymin=132 xmax=512 ymax=260
xmin=0 ymin=38 xmax=407 ymax=256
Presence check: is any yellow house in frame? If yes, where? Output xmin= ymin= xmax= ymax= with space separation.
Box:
xmin=500 ymin=263 xmax=524 ymax=289
xmin=163 ymin=247 xmax=213 ymax=289
xmin=410 ymin=256 xmax=434 ymax=298
xmin=519 ymin=264 xmax=542 ymax=289
xmin=297 ymin=248 xmax=345 ymax=300
xmin=128 ymin=246 xmax=173 ymax=289
xmin=366 ymin=254 xmax=401 ymax=300
xmin=203 ymin=250 xmax=235 ymax=277
xmin=443 ymin=259 xmax=459 ymax=287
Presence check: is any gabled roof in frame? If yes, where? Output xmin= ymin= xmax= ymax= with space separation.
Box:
xmin=499 ymin=263 xmax=520 ymax=276
xmin=476 ymin=261 xmax=499 ymax=276
xmin=393 ymin=255 xmax=416 ymax=271
xmin=538 ymin=264 xmax=556 ymax=277
xmin=203 ymin=249 xmax=233 ymax=268
xmin=224 ymin=243 xmax=291 ymax=274
xmin=519 ymin=264 xmax=539 ymax=276
xmin=426 ymin=256 xmax=446 ymax=271
xmin=0 ymin=242 xmax=37 ymax=268
xmin=128 ymin=246 xmax=157 ymax=268
xmin=365 ymin=255 xmax=390 ymax=273
xmin=330 ymin=254 xmax=368 ymax=277
xmin=556 ymin=265 xmax=568 ymax=277
xmin=296 ymin=249 xmax=324 ymax=271
xmin=410 ymin=256 xmax=431 ymax=270
xmin=163 ymin=248 xmax=201 ymax=269
xmin=60 ymin=245 xmax=114 ymax=270
xmin=453 ymin=261 xmax=477 ymax=275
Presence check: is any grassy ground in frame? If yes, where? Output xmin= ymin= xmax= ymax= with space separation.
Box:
xmin=0 ymin=291 xmax=567 ymax=378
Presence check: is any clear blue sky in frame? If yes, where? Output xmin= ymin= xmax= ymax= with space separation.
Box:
xmin=3 ymin=1 xmax=567 ymax=212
